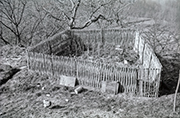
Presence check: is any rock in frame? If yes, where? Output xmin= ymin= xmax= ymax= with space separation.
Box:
xmin=0 ymin=64 xmax=12 ymax=71
xmin=0 ymin=65 xmax=20 ymax=86
xmin=50 ymin=105 xmax=66 ymax=109
xmin=74 ymin=86 xmax=83 ymax=94
xmin=65 ymin=99 xmax=69 ymax=102
xmin=70 ymin=92 xmax=76 ymax=96
xmin=43 ymin=100 xmax=51 ymax=108
xmin=42 ymin=87 xmax=45 ymax=90
xmin=19 ymin=66 xmax=27 ymax=70
xmin=123 ymin=60 xmax=129 ymax=65
xmin=36 ymin=83 xmax=41 ymax=88
xmin=46 ymin=94 xmax=51 ymax=97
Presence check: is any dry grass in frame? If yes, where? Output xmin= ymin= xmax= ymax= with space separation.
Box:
xmin=0 ymin=45 xmax=180 ymax=118
xmin=0 ymin=69 xmax=180 ymax=118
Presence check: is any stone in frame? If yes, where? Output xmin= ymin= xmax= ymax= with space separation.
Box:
xmin=46 ymin=94 xmax=50 ymax=97
xmin=43 ymin=100 xmax=51 ymax=108
xmin=65 ymin=99 xmax=69 ymax=102
xmin=0 ymin=64 xmax=12 ymax=71
xmin=123 ymin=60 xmax=129 ymax=65
xmin=74 ymin=86 xmax=83 ymax=94
xmin=0 ymin=66 xmax=20 ymax=86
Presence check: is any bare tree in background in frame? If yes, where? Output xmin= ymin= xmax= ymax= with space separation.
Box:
xmin=0 ymin=11 xmax=11 ymax=45
xmin=42 ymin=0 xmax=128 ymax=29
xmin=142 ymin=24 xmax=178 ymax=56
xmin=0 ymin=0 xmax=27 ymax=46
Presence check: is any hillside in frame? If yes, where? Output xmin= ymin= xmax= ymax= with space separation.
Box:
xmin=0 ymin=45 xmax=180 ymax=118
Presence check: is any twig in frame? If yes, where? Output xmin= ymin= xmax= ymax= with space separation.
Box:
xmin=173 ymin=70 xmax=180 ymax=112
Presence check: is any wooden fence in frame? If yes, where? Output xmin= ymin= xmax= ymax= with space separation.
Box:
xmin=27 ymin=28 xmax=162 ymax=97
xmin=71 ymin=29 xmax=135 ymax=48
xmin=133 ymin=32 xmax=162 ymax=97
xmin=134 ymin=32 xmax=162 ymax=69
xmin=28 ymin=51 xmax=138 ymax=93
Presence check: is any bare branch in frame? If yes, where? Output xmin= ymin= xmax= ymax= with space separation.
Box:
xmin=71 ymin=14 xmax=109 ymax=29
xmin=0 ymin=35 xmax=11 ymax=45
xmin=42 ymin=7 xmax=70 ymax=21
xmin=0 ymin=9 xmax=14 ymax=23
xmin=7 ymin=0 xmax=17 ymax=24
xmin=117 ymin=3 xmax=132 ymax=13
xmin=0 ymin=20 xmax=17 ymax=35
xmin=70 ymin=0 xmax=81 ymax=28
xmin=69 ymin=0 xmax=75 ymax=9
xmin=89 ymin=0 xmax=113 ymax=19
xmin=0 ymin=19 xmax=11 ymax=45
xmin=18 ymin=1 xmax=26 ymax=25
xmin=31 ymin=13 xmax=48 ymax=34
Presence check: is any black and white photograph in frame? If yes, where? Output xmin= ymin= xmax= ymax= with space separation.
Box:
xmin=0 ymin=0 xmax=180 ymax=117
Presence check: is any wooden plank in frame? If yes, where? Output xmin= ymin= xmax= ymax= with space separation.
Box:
xmin=60 ymin=75 xmax=76 ymax=87
xmin=139 ymin=67 xmax=143 ymax=96
xmin=101 ymin=81 xmax=119 ymax=95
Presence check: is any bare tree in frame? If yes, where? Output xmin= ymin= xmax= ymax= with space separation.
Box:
xmin=142 ymin=24 xmax=178 ymax=56
xmin=42 ymin=0 xmax=121 ymax=29
xmin=0 ymin=0 xmax=27 ymax=46
xmin=0 ymin=13 xmax=11 ymax=45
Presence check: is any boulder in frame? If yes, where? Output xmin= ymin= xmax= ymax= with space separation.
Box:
xmin=0 ymin=64 xmax=12 ymax=71
xmin=0 ymin=64 xmax=20 ymax=86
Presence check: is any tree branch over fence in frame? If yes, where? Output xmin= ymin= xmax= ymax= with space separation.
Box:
xmin=71 ymin=14 xmax=109 ymax=29
xmin=43 ymin=0 xmax=114 ymax=29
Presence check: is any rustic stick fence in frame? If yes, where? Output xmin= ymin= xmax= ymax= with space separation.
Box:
xmin=27 ymin=28 xmax=162 ymax=97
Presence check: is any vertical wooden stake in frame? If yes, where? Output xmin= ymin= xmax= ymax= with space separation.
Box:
xmin=101 ymin=29 xmax=105 ymax=45
xmin=97 ymin=42 xmax=100 ymax=57
xmin=75 ymin=57 xmax=78 ymax=80
xmin=173 ymin=70 xmax=180 ymax=112
xmin=51 ymin=54 xmax=54 ymax=77
xmin=26 ymin=49 xmax=29 ymax=71
xmin=139 ymin=67 xmax=143 ymax=96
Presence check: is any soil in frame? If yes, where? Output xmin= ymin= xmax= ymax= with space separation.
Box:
xmin=77 ymin=43 xmax=139 ymax=66
xmin=0 ymin=45 xmax=180 ymax=118
xmin=157 ymin=54 xmax=180 ymax=96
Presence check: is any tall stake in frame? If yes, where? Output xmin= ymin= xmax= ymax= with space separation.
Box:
xmin=173 ymin=70 xmax=180 ymax=112
xmin=75 ymin=57 xmax=78 ymax=80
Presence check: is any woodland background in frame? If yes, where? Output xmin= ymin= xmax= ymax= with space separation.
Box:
xmin=0 ymin=0 xmax=180 ymax=57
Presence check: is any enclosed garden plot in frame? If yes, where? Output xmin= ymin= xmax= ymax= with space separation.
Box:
xmin=27 ymin=29 xmax=162 ymax=97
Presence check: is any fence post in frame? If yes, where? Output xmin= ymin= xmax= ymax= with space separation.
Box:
xmin=101 ymin=29 xmax=105 ymax=45
xmin=135 ymin=31 xmax=140 ymax=53
xmin=26 ymin=49 xmax=30 ymax=71
xmin=97 ymin=42 xmax=100 ymax=57
xmin=139 ymin=66 xmax=143 ymax=96
xmin=155 ymin=69 xmax=161 ymax=97
xmin=75 ymin=57 xmax=78 ymax=80
xmin=51 ymin=54 xmax=54 ymax=77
